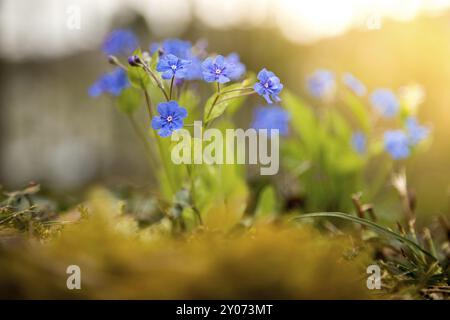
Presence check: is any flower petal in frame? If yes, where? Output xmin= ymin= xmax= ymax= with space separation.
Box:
xmin=158 ymin=127 xmax=173 ymax=137
xmin=151 ymin=116 xmax=165 ymax=130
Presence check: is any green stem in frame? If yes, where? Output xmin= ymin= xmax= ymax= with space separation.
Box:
xmin=221 ymin=86 xmax=254 ymax=94
xmin=367 ymin=160 xmax=393 ymax=200
xmin=204 ymin=90 xmax=256 ymax=129
xmin=186 ymin=164 xmax=203 ymax=225
xmin=127 ymin=114 xmax=158 ymax=175
xmin=141 ymin=88 xmax=175 ymax=194
xmin=141 ymin=63 xmax=170 ymax=101
xmin=154 ymin=134 xmax=176 ymax=194
xmin=216 ymin=90 xmax=256 ymax=104
xmin=169 ymin=76 xmax=175 ymax=100
xmin=204 ymin=84 xmax=222 ymax=126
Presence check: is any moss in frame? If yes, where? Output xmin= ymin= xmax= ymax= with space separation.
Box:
xmin=0 ymin=190 xmax=372 ymax=299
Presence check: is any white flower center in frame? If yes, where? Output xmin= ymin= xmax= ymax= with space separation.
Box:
xmin=264 ymin=82 xmax=269 ymax=88
xmin=215 ymin=68 xmax=222 ymax=74
xmin=166 ymin=115 xmax=173 ymax=122
xmin=171 ymin=65 xmax=177 ymax=70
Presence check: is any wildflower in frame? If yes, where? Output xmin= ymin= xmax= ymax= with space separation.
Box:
xmin=184 ymin=57 xmax=203 ymax=80
xmin=150 ymin=39 xmax=192 ymax=59
xmin=343 ymin=73 xmax=366 ymax=96
xmin=151 ymin=39 xmax=204 ymax=80
xmin=102 ymin=29 xmax=138 ymax=56
xmin=202 ymin=55 xmax=235 ymax=83
xmin=251 ymin=106 xmax=290 ymax=137
xmin=370 ymin=89 xmax=399 ymax=118
xmin=254 ymin=69 xmax=283 ymax=104
xmin=405 ymin=117 xmax=429 ymax=145
xmin=89 ymin=68 xmax=129 ymax=97
xmin=156 ymin=54 xmax=191 ymax=80
xmin=151 ymin=101 xmax=188 ymax=137
xmin=384 ymin=130 xmax=410 ymax=160
xmin=351 ymin=131 xmax=366 ymax=155
xmin=226 ymin=53 xmax=246 ymax=80
xmin=307 ymin=69 xmax=335 ymax=98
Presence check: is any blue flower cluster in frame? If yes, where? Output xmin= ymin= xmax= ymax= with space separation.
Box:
xmin=406 ymin=116 xmax=429 ymax=145
xmin=102 ymin=29 xmax=138 ymax=56
xmin=251 ymin=106 xmax=290 ymax=137
xmin=351 ymin=131 xmax=367 ymax=155
xmin=89 ymin=68 xmax=129 ymax=97
xmin=384 ymin=130 xmax=410 ymax=160
xmin=306 ymin=69 xmax=367 ymax=99
xmin=302 ymin=68 xmax=430 ymax=160
xmin=370 ymin=89 xmax=399 ymax=118
xmin=307 ymin=70 xmax=335 ymax=98
xmin=91 ymin=30 xmax=285 ymax=137
xmin=150 ymin=39 xmax=203 ymax=80
xmin=383 ymin=116 xmax=429 ymax=160
xmin=343 ymin=73 xmax=366 ymax=97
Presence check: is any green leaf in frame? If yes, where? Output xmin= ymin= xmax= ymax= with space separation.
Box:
xmin=178 ymin=89 xmax=200 ymax=111
xmin=224 ymin=73 xmax=256 ymax=115
xmin=281 ymin=90 xmax=319 ymax=155
xmin=203 ymin=93 xmax=228 ymax=124
xmin=254 ymin=185 xmax=278 ymax=220
xmin=149 ymin=49 xmax=159 ymax=71
xmin=128 ymin=67 xmax=149 ymax=90
xmin=325 ymin=109 xmax=352 ymax=141
xmin=204 ymin=76 xmax=255 ymax=124
xmin=117 ymin=87 xmax=141 ymax=114
xmin=294 ymin=212 xmax=437 ymax=261
xmin=343 ymin=91 xmax=370 ymax=132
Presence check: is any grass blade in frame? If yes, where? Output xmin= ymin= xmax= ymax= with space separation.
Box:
xmin=293 ymin=212 xmax=437 ymax=261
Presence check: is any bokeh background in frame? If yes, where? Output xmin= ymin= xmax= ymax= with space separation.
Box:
xmin=1 ymin=0 xmax=450 ymax=218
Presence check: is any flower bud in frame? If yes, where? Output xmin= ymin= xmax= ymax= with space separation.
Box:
xmin=107 ymin=55 xmax=120 ymax=66
xmin=128 ymin=55 xmax=142 ymax=67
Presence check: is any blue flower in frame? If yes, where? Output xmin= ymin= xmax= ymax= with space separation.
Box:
xmin=343 ymin=73 xmax=366 ymax=96
xmin=184 ymin=56 xmax=203 ymax=80
xmin=156 ymin=54 xmax=191 ymax=80
xmin=251 ymin=106 xmax=290 ymax=137
xmin=151 ymin=101 xmax=188 ymax=137
xmin=201 ymin=55 xmax=235 ymax=83
xmin=254 ymin=69 xmax=283 ymax=104
xmin=384 ymin=130 xmax=410 ymax=160
xmin=307 ymin=70 xmax=335 ymax=98
xmin=370 ymin=89 xmax=399 ymax=118
xmin=351 ymin=131 xmax=367 ymax=155
xmin=151 ymin=39 xmax=205 ymax=80
xmin=88 ymin=68 xmax=129 ymax=97
xmin=226 ymin=53 xmax=246 ymax=80
xmin=102 ymin=29 xmax=138 ymax=56
xmin=405 ymin=117 xmax=429 ymax=145
xmin=150 ymin=39 xmax=192 ymax=59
